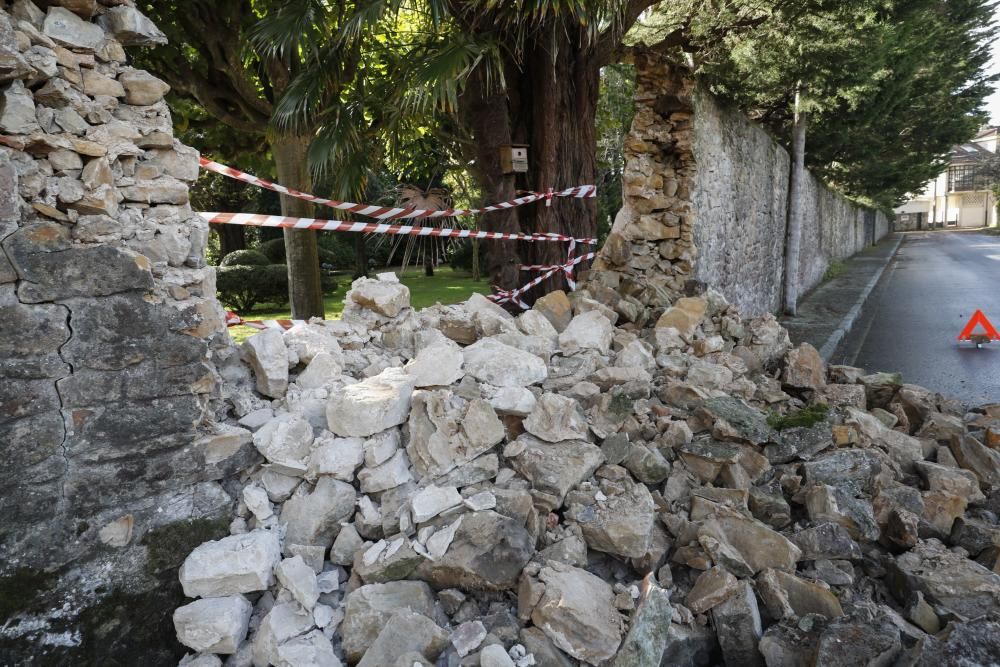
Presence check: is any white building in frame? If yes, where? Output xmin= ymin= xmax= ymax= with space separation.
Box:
xmin=895 ymin=125 xmax=998 ymax=230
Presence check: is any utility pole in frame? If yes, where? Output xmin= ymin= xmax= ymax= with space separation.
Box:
xmin=783 ymin=86 xmax=808 ymax=316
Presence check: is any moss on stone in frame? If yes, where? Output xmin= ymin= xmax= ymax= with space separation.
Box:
xmin=609 ymin=392 xmax=635 ymax=419
xmin=141 ymin=516 xmax=229 ymax=575
xmin=0 ymin=567 xmax=58 ymax=623
xmin=767 ymin=403 xmax=830 ymax=430
xmin=72 ymin=579 xmax=188 ymax=666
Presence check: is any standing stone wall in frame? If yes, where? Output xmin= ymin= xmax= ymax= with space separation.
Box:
xmin=689 ymin=85 xmax=790 ymax=316
xmin=0 ymin=1 xmax=252 ymax=660
xmin=593 ymin=48 xmax=889 ymax=318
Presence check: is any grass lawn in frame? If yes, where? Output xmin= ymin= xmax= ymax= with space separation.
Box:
xmin=228 ymin=266 xmax=490 ymax=343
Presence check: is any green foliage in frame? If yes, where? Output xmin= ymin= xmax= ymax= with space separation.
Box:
xmin=767 ymin=403 xmax=830 ymax=430
xmin=822 ymin=260 xmax=846 ymax=282
xmin=190 ymin=171 xmax=282 ymax=217
xmin=596 ymin=63 xmax=636 ymax=242
xmin=649 ymin=0 xmax=998 ymax=208
xmin=258 ymin=238 xmax=287 ymax=264
xmin=141 ymin=517 xmax=230 ymax=575
xmin=318 ymin=236 xmax=364 ymax=270
xmin=217 ymin=264 xmax=338 ymax=313
xmin=261 ymin=236 xmax=362 ymax=270
xmin=220 ymin=249 xmax=271 ymax=267
xmin=449 ymin=239 xmax=488 ymax=272
xmin=217 ymin=265 xmax=289 ymax=313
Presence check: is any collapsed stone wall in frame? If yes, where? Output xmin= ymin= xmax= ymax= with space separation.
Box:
xmin=0 ymin=1 xmax=251 ymax=660
xmin=596 ymin=48 xmax=890 ymax=318
xmin=164 ymin=274 xmax=1000 ymax=667
xmin=585 ymin=50 xmax=697 ymax=328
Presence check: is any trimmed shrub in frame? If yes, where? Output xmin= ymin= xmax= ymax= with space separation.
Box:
xmin=258 ymin=238 xmax=287 ymax=264
xmin=259 ymin=237 xmax=344 ymax=269
xmin=219 ymin=248 xmax=270 ymax=267
xmin=216 ymin=265 xmax=285 ymax=313
xmin=216 ymin=264 xmax=337 ymax=314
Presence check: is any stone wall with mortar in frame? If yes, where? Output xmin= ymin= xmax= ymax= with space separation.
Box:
xmin=688 ymin=85 xmax=790 ymax=317
xmin=0 ymin=1 xmax=253 ymax=660
xmin=584 ymin=50 xmax=698 ymax=329
xmin=592 ymin=48 xmax=889 ymax=318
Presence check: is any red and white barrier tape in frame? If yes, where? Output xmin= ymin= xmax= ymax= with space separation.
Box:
xmin=198 ymin=212 xmax=598 ymax=246
xmin=199 ymin=157 xmax=596 ymax=221
xmin=490 ymin=251 xmax=596 ymax=309
xmin=202 ymin=156 xmax=599 ymax=317
xmin=520 ymin=240 xmax=579 ymax=288
xmin=520 ymin=264 xmax=568 ymax=271
xmin=226 ymin=311 xmax=304 ymax=331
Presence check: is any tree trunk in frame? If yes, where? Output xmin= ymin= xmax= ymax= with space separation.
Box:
xmin=353 ymin=234 xmax=368 ymax=279
xmin=460 ymin=18 xmax=600 ymax=301
xmin=513 ymin=20 xmax=600 ymax=294
xmin=783 ymin=89 xmax=808 ymax=316
xmin=271 ymin=135 xmax=325 ymax=319
xmin=460 ymin=67 xmax=521 ymax=291
xmin=216 ymin=224 xmax=246 ymax=259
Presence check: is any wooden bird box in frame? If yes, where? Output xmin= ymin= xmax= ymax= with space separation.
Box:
xmin=500 ymin=144 xmax=529 ymax=174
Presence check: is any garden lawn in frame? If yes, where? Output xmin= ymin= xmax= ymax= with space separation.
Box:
xmin=228 ymin=266 xmax=490 ymax=343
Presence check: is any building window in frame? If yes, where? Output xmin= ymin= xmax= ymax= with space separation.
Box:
xmin=948 ymin=164 xmax=988 ymax=192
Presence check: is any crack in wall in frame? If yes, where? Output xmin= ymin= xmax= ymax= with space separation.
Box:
xmin=53 ymin=303 xmax=74 ymax=505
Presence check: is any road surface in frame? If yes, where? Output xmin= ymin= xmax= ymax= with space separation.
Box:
xmin=834 ymin=230 xmax=1000 ymax=407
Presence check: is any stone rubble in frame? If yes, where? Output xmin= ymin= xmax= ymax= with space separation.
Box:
xmin=172 ymin=279 xmax=1000 ymax=666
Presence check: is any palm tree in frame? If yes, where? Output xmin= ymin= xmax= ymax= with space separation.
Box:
xmin=267 ymin=0 xmax=660 ymax=298
xmin=140 ymin=0 xmax=380 ymax=319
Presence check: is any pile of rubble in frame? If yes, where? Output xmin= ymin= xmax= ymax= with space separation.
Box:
xmin=173 ymin=273 xmax=1000 ymax=667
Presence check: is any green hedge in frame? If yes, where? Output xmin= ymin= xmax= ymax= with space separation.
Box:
xmin=258 ymin=238 xmax=287 ymax=264
xmin=259 ymin=237 xmax=345 ymax=269
xmin=219 ymin=249 xmax=270 ymax=267
xmin=216 ymin=264 xmax=337 ymax=314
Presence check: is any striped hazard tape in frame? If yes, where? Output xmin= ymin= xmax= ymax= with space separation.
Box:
xmin=198 ymin=212 xmax=598 ymax=245
xmin=520 ymin=239 xmax=581 ymax=289
xmin=200 ymin=157 xmax=596 ymax=222
xmin=201 ymin=156 xmax=599 ymax=317
xmin=491 ymin=251 xmax=597 ymax=309
xmin=226 ymin=311 xmax=305 ymax=331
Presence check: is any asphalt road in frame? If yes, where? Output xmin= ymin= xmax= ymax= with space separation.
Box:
xmin=834 ymin=230 xmax=1000 ymax=407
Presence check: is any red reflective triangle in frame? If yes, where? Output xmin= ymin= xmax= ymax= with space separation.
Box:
xmin=957 ymin=310 xmax=1000 ymax=341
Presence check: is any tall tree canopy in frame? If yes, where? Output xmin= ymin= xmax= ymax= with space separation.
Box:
xmin=646 ymin=0 xmax=998 ymax=208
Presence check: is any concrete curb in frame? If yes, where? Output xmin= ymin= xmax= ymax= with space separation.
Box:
xmin=817 ymin=234 xmax=905 ymax=361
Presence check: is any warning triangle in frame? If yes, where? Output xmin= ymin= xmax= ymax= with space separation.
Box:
xmin=957 ymin=310 xmax=1000 ymax=341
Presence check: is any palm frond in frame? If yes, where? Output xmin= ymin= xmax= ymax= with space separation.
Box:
xmin=270 ymin=42 xmax=348 ymax=132
xmin=397 ymin=36 xmax=505 ymax=113
xmin=248 ymin=0 xmax=331 ymax=61
xmin=339 ymin=0 xmax=397 ymax=43
xmin=307 ymin=105 xmax=377 ymax=198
